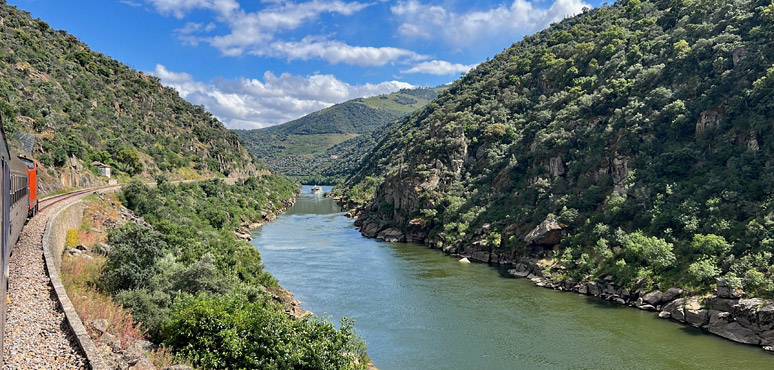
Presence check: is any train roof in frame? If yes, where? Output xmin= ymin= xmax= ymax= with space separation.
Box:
xmin=18 ymin=156 xmax=35 ymax=169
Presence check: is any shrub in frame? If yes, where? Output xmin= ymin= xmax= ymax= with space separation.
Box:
xmin=65 ymin=229 xmax=78 ymax=248
xmin=687 ymin=257 xmax=720 ymax=287
xmin=168 ymin=253 xmax=227 ymax=295
xmin=164 ymin=294 xmax=368 ymax=370
xmin=623 ymin=232 xmax=676 ymax=271
xmin=744 ymin=269 xmax=774 ymax=297
xmin=690 ymin=234 xmax=731 ymax=256
xmin=100 ymin=223 xmax=167 ymax=293
xmin=114 ymin=289 xmax=171 ymax=342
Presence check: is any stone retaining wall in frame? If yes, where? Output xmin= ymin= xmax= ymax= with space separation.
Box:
xmin=45 ymin=201 xmax=83 ymax=273
xmin=43 ymin=200 xmax=109 ymax=370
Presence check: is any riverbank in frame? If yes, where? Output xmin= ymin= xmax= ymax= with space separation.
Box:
xmin=256 ymin=191 xmax=773 ymax=368
xmin=331 ymin=195 xmax=774 ymax=354
xmin=52 ymin=179 xmax=372 ymax=369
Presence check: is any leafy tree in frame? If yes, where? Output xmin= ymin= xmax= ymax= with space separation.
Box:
xmin=690 ymin=234 xmax=731 ymax=256
xmin=101 ymin=223 xmax=167 ymax=293
xmin=116 ymin=147 xmax=143 ymax=175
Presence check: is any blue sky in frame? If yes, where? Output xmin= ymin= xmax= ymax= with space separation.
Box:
xmin=9 ymin=0 xmax=602 ymax=129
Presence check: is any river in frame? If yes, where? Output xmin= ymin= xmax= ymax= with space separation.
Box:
xmin=251 ymin=186 xmax=773 ymax=369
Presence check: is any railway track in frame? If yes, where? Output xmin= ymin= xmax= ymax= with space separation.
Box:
xmin=39 ymin=185 xmax=121 ymax=212
xmin=4 ymin=184 xmax=119 ymax=368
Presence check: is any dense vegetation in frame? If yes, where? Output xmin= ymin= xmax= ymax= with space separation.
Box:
xmin=237 ymin=87 xmax=443 ymax=184
xmin=101 ymin=178 xmax=368 ymax=368
xmin=0 ymin=2 xmax=259 ymax=182
xmin=341 ymin=0 xmax=774 ymax=297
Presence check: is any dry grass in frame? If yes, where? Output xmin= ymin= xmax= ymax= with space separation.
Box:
xmin=147 ymin=346 xmax=177 ymax=369
xmin=76 ymin=229 xmax=100 ymax=248
xmin=62 ymin=255 xmax=145 ymax=349
xmin=61 ymin=251 xmax=178 ymax=367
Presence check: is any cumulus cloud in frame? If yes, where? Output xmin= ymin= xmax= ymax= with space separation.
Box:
xmin=255 ymin=37 xmax=426 ymax=66
xmin=141 ymin=0 xmax=421 ymax=66
xmin=150 ymin=65 xmax=415 ymax=129
xmin=145 ymin=0 xmax=240 ymax=19
xmin=392 ymin=0 xmax=590 ymax=47
xmin=203 ymin=0 xmax=373 ymax=55
xmin=401 ymin=60 xmax=477 ymax=75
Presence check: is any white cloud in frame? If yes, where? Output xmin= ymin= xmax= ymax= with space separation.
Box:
xmin=255 ymin=37 xmax=426 ymax=66
xmin=153 ymin=64 xmax=196 ymax=84
xmin=119 ymin=0 xmax=143 ymax=7
xmin=145 ymin=0 xmax=240 ymax=19
xmin=143 ymin=0 xmax=415 ymax=66
xmin=392 ymin=0 xmax=590 ymax=47
xmin=401 ymin=60 xmax=477 ymax=75
xmin=174 ymin=22 xmax=216 ymax=35
xmin=150 ymin=65 xmax=415 ymax=129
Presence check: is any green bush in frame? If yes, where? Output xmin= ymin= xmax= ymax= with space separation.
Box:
xmin=114 ymin=289 xmax=171 ymax=343
xmin=164 ymin=294 xmax=368 ymax=370
xmin=168 ymin=253 xmax=227 ymax=295
xmin=687 ymin=257 xmax=720 ymax=286
xmin=623 ymin=232 xmax=676 ymax=272
xmin=101 ymin=223 xmax=167 ymax=293
xmin=690 ymin=234 xmax=731 ymax=256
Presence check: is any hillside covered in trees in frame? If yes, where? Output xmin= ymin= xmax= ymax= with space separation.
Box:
xmin=236 ymin=87 xmax=444 ymax=184
xmin=0 ymin=2 xmax=260 ymax=188
xmin=340 ymin=0 xmax=774 ymax=299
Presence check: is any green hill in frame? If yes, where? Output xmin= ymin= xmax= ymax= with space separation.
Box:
xmin=0 ymin=2 xmax=261 ymax=189
xmin=236 ymin=87 xmax=444 ymax=183
xmin=340 ymin=0 xmax=774 ymax=300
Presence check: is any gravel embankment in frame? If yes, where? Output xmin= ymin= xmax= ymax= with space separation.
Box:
xmin=4 ymin=200 xmax=88 ymax=369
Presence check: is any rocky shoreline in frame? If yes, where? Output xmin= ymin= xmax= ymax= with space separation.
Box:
xmin=332 ymin=195 xmax=774 ymax=354
xmin=234 ymin=196 xmax=297 ymax=241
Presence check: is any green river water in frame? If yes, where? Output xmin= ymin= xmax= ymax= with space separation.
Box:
xmin=251 ymin=186 xmax=773 ymax=370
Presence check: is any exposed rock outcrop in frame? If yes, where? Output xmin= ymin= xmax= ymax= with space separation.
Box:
xmin=611 ymin=156 xmax=630 ymax=195
xmin=523 ymin=218 xmax=563 ymax=246
xmin=696 ymin=108 xmax=723 ymax=135
xmin=716 ymin=278 xmax=743 ymax=299
xmin=377 ymin=228 xmax=405 ymax=242
xmin=547 ymin=156 xmax=565 ymax=178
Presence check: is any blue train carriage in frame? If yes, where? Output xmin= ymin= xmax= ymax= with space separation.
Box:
xmin=0 ymin=118 xmax=33 ymax=367
xmin=0 ymin=116 xmax=11 ymax=366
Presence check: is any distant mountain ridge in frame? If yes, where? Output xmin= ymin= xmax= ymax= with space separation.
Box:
xmin=0 ymin=2 xmax=261 ymax=190
xmin=236 ymin=86 xmax=445 ymax=183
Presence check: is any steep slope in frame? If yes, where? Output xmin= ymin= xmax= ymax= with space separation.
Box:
xmin=236 ymin=87 xmax=443 ymax=183
xmin=342 ymin=0 xmax=774 ymax=301
xmin=0 ymin=2 xmax=260 ymax=190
